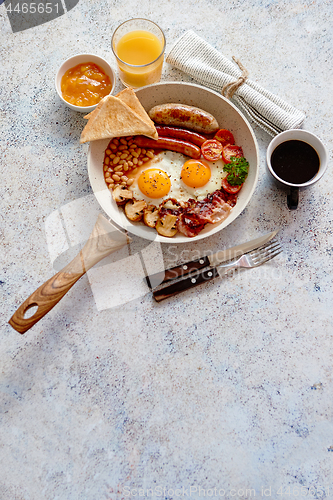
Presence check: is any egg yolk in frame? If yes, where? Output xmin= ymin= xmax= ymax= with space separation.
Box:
xmin=138 ymin=168 xmax=171 ymax=199
xmin=181 ymin=159 xmax=211 ymax=188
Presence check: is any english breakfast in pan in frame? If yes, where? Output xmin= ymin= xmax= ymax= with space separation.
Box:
xmin=81 ymin=87 xmax=250 ymax=239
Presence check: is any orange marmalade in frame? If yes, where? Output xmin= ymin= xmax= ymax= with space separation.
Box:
xmin=61 ymin=62 xmax=112 ymax=107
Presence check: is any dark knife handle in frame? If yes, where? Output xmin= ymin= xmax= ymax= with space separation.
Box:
xmin=146 ymin=256 xmax=211 ymax=289
xmin=153 ymin=267 xmax=219 ymax=302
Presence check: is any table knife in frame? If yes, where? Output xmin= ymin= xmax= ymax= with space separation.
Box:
xmin=146 ymin=230 xmax=278 ymax=289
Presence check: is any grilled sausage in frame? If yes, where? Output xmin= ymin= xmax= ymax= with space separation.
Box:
xmin=148 ymin=103 xmax=219 ymax=134
xmin=155 ymin=125 xmax=208 ymax=147
xmin=133 ymin=136 xmax=201 ymax=159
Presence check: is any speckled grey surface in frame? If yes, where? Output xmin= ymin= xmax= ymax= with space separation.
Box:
xmin=1 ymin=0 xmax=333 ymax=499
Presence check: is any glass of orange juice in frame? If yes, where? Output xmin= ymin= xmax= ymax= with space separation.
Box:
xmin=111 ymin=19 xmax=166 ymax=88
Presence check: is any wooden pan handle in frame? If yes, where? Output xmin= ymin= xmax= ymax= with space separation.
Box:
xmin=8 ymin=270 xmax=83 ymax=334
xmin=8 ymin=214 xmax=130 ymax=334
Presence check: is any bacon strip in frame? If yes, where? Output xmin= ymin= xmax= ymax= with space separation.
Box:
xmin=192 ymin=193 xmax=231 ymax=224
xmin=177 ymin=213 xmax=205 ymax=238
xmin=176 ymin=189 xmax=236 ymax=237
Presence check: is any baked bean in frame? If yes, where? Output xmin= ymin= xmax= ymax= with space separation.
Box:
xmin=105 ymin=137 xmax=159 ymax=193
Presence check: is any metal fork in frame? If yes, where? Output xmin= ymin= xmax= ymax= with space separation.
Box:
xmin=153 ymin=238 xmax=282 ymax=302
xmin=217 ymin=238 xmax=282 ymax=276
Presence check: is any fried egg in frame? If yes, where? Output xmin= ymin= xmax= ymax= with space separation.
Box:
xmin=127 ymin=150 xmax=227 ymax=207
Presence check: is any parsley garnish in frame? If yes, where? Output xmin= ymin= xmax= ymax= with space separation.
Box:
xmin=224 ymin=157 xmax=249 ymax=186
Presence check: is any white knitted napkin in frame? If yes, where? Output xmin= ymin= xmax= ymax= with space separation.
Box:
xmin=166 ymin=31 xmax=306 ymax=136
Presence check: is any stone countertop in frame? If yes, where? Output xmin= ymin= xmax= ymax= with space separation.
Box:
xmin=1 ymin=1 xmax=333 ymax=498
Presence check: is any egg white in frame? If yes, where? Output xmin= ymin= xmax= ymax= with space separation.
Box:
xmin=127 ymin=150 xmax=228 ymax=207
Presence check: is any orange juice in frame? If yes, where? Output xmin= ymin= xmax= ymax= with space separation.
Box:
xmin=116 ymin=30 xmax=162 ymax=64
xmin=115 ymin=29 xmax=164 ymax=87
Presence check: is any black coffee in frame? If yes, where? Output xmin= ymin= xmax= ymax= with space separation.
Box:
xmin=271 ymin=140 xmax=320 ymax=184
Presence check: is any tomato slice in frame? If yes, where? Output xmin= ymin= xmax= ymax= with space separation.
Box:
xmin=214 ymin=129 xmax=235 ymax=147
xmin=201 ymin=139 xmax=223 ymax=161
xmin=222 ymin=144 xmax=244 ymax=164
xmin=222 ymin=176 xmax=243 ymax=194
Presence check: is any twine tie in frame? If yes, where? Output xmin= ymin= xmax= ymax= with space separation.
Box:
xmin=222 ymin=57 xmax=249 ymax=99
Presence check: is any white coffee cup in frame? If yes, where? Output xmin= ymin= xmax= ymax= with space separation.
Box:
xmin=266 ymin=129 xmax=328 ymax=209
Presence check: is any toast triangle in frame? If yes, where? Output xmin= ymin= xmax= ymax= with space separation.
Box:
xmin=80 ymin=95 xmax=157 ymax=144
xmin=116 ymin=88 xmax=157 ymax=135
